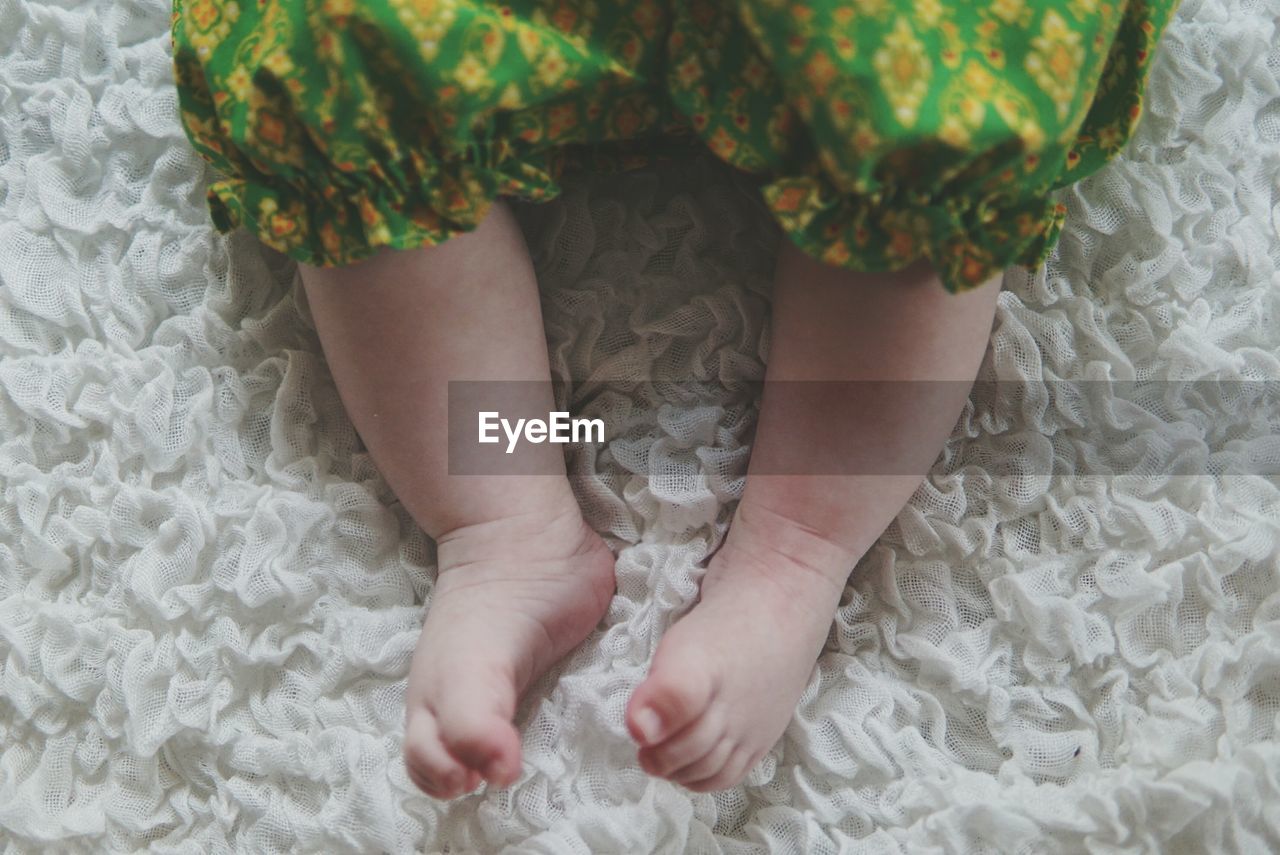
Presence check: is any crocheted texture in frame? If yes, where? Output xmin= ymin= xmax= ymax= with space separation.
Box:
xmin=1 ymin=0 xmax=1278 ymax=851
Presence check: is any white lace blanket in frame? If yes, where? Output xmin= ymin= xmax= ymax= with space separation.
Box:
xmin=1 ymin=0 xmax=1278 ymax=851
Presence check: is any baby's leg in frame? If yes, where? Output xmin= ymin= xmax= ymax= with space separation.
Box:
xmin=626 ymin=242 xmax=1001 ymax=791
xmin=300 ymin=201 xmax=614 ymax=798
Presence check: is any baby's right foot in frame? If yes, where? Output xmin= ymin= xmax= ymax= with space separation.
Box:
xmin=402 ymin=496 xmax=616 ymax=799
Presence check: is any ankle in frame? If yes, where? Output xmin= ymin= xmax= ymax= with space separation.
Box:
xmin=704 ymin=495 xmax=860 ymax=603
xmin=730 ymin=492 xmax=864 ymax=567
xmin=426 ymin=473 xmax=580 ymax=537
xmin=435 ymin=485 xmax=598 ymax=567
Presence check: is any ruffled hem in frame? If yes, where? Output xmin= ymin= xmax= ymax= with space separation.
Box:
xmin=655 ymin=0 xmax=1178 ymax=293
xmin=201 ymin=141 xmax=558 ymax=268
xmin=191 ymin=86 xmax=1068 ymax=289
xmin=756 ymin=169 xmax=1068 ymax=294
xmin=198 ymin=129 xmax=709 ymax=267
xmin=173 ymin=0 xmax=1178 ymax=288
xmin=171 ymin=0 xmax=696 ymax=267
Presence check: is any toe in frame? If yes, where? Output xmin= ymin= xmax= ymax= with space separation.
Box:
xmin=627 ymin=648 xmax=717 ymax=747
xmin=406 ymin=758 xmax=455 ymax=800
xmin=439 ymin=712 xmax=523 ymax=787
xmin=431 ymin=663 xmax=524 ymax=787
xmin=404 ymin=709 xmax=470 ymax=798
xmin=636 ymin=704 xmax=726 ymax=778
xmin=669 ymin=736 xmax=737 ymax=785
xmin=464 ymin=769 xmax=484 ymax=792
xmin=684 ymin=746 xmax=756 ymax=793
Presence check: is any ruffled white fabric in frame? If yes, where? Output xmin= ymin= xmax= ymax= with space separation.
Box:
xmin=1 ymin=0 xmax=1279 ymax=851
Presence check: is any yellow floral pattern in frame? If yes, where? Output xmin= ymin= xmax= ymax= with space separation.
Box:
xmin=172 ymin=0 xmax=1181 ymax=293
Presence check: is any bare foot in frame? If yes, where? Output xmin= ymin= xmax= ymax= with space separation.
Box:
xmin=625 ymin=501 xmax=853 ymax=791
xmin=403 ymin=498 xmax=616 ymax=799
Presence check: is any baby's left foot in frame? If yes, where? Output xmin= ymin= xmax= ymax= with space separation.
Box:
xmin=626 ymin=501 xmax=855 ymax=791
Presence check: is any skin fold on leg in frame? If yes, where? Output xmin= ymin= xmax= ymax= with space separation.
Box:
xmin=626 ymin=241 xmax=1002 ymax=792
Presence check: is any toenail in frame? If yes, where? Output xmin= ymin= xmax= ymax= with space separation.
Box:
xmin=633 ymin=707 xmax=662 ymax=744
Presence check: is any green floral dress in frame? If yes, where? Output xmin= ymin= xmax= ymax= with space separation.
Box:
xmin=172 ymin=0 xmax=1180 ymax=293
